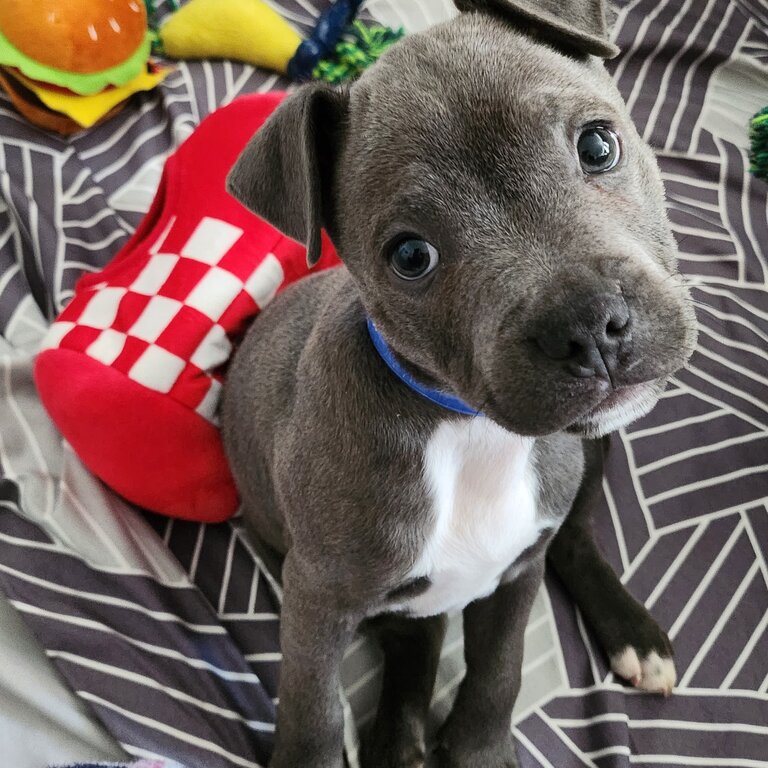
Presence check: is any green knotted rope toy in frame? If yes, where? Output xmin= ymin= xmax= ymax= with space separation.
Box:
xmin=749 ymin=107 xmax=768 ymax=183
xmin=314 ymin=21 xmax=405 ymax=84
xmin=144 ymin=0 xmax=179 ymax=55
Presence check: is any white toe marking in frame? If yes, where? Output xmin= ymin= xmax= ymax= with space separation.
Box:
xmin=611 ymin=646 xmax=642 ymax=683
xmin=611 ymin=647 xmax=676 ymax=695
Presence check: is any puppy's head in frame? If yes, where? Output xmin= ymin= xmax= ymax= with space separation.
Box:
xmin=228 ymin=0 xmax=697 ymax=438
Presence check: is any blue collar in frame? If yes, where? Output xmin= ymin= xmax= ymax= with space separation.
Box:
xmin=366 ymin=319 xmax=482 ymax=418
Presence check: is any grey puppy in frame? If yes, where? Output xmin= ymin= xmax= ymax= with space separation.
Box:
xmin=222 ymin=1 xmax=698 ymax=766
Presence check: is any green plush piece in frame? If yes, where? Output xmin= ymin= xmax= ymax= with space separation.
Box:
xmin=0 ymin=28 xmax=151 ymax=95
xmin=749 ymin=107 xmax=768 ymax=183
xmin=145 ymin=0 xmax=179 ymax=54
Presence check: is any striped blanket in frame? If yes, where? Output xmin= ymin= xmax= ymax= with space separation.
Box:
xmin=1 ymin=1 xmax=767 ymax=767
xmin=53 ymin=762 xmax=186 ymax=768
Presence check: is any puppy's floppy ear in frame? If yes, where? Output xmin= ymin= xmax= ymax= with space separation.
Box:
xmin=454 ymin=0 xmax=619 ymax=59
xmin=227 ymin=84 xmax=348 ymax=267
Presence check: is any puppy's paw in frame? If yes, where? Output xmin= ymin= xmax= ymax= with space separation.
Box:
xmin=361 ymin=749 xmax=425 ymax=768
xmin=434 ymin=732 xmax=519 ymax=768
xmin=362 ymin=754 xmax=424 ymax=768
xmin=611 ymin=646 xmax=676 ymax=696
xmin=360 ymin=732 xmax=426 ymax=768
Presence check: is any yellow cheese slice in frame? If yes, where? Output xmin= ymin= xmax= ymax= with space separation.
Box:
xmin=14 ymin=66 xmax=172 ymax=128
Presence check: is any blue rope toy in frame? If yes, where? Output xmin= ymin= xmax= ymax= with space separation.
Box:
xmin=289 ymin=0 xmax=365 ymax=80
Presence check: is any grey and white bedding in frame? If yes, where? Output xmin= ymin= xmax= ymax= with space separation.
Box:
xmin=0 ymin=0 xmax=766 ymax=766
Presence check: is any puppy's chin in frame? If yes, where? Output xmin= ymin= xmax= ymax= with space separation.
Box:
xmin=566 ymin=379 xmax=666 ymax=439
xmin=481 ymin=378 xmax=667 ymax=438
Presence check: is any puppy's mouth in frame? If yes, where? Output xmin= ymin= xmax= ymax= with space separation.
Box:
xmin=567 ymin=380 xmax=663 ymax=438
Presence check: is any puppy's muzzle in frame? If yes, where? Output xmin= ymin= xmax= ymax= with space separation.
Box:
xmin=528 ymin=291 xmax=632 ymax=382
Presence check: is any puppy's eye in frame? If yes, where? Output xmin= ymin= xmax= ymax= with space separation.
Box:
xmin=577 ymin=126 xmax=621 ymax=174
xmin=390 ymin=238 xmax=439 ymax=280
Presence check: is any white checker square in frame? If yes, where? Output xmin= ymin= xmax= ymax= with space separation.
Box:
xmin=181 ymin=217 xmax=243 ymax=265
xmin=244 ymin=254 xmax=284 ymax=308
xmin=149 ymin=215 xmax=176 ymax=256
xmin=196 ymin=378 xmax=222 ymax=424
xmin=128 ymin=345 xmax=186 ymax=394
xmin=184 ymin=266 xmax=243 ymax=321
xmin=131 ymin=254 xmax=179 ymax=295
xmin=190 ymin=324 xmax=232 ymax=372
xmin=40 ymin=321 xmax=76 ymax=351
xmin=86 ymin=329 xmax=127 ymax=365
xmin=78 ymin=287 xmax=127 ymax=329
xmin=129 ymin=296 xmax=183 ymax=343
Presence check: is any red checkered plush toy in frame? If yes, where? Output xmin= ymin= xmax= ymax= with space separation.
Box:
xmin=34 ymin=92 xmax=340 ymax=523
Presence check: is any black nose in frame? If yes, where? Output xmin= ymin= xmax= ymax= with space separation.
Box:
xmin=530 ymin=292 xmax=632 ymax=380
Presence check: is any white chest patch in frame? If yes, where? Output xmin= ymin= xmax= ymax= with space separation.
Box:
xmin=397 ymin=417 xmax=541 ymax=618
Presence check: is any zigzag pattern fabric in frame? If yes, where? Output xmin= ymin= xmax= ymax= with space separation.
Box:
xmin=0 ymin=1 xmax=765 ymax=767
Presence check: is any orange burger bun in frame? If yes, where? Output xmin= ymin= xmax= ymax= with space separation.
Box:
xmin=0 ymin=0 xmax=165 ymax=135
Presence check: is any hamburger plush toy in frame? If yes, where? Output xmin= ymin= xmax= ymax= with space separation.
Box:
xmin=0 ymin=0 xmax=170 ymax=135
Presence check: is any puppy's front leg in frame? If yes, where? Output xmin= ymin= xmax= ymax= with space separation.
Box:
xmin=271 ymin=552 xmax=359 ymax=768
xmin=435 ymin=560 xmax=545 ymax=768
xmin=547 ymin=439 xmax=676 ymax=694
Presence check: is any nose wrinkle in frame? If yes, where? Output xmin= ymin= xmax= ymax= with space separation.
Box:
xmin=596 ymin=340 xmax=619 ymax=387
xmin=567 ymin=332 xmax=615 ymax=381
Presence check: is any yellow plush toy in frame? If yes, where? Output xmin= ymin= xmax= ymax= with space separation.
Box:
xmin=160 ymin=0 xmax=302 ymax=74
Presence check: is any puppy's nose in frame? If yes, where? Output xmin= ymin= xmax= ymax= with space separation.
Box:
xmin=530 ymin=293 xmax=631 ymax=380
